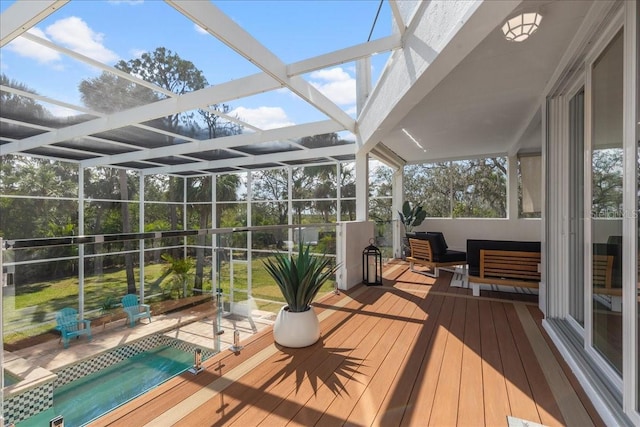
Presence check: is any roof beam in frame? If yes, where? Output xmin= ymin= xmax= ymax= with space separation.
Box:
xmin=81 ymin=119 xmax=344 ymax=167
xmin=20 ymin=32 xmax=176 ymax=98
xmin=0 ymin=72 xmax=280 ymax=156
xmin=167 ymin=0 xmax=356 ymax=133
xmin=286 ymin=35 xmax=401 ymax=77
xmin=144 ymin=143 xmax=356 ymax=175
xmin=0 ymin=0 xmax=69 ymax=47
xmin=10 ymin=34 xmax=263 ymax=134
xmin=388 ymin=1 xmax=406 ymax=38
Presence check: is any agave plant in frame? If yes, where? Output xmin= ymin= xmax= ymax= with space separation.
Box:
xmin=398 ymin=200 xmax=427 ymax=233
xmin=263 ymin=243 xmax=339 ymax=313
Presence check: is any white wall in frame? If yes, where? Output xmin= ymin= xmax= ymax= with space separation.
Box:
xmin=415 ymin=218 xmax=542 ymax=251
xmin=337 ymin=221 xmax=374 ymax=290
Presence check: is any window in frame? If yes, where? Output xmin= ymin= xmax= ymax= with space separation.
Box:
xmin=518 ymin=153 xmax=542 ymax=218
xmin=404 ymin=157 xmax=507 ymax=218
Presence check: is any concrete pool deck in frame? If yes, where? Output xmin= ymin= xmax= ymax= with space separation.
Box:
xmin=3 ymin=301 xmax=275 ymax=399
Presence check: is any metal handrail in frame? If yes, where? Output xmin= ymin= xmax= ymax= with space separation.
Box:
xmin=2 ymin=222 xmax=338 ymax=250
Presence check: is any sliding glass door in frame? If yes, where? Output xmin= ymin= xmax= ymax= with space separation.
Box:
xmin=590 ymin=30 xmax=624 ymax=374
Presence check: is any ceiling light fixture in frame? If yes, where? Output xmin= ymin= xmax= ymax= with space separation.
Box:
xmin=402 ymin=128 xmax=427 ymax=152
xmin=502 ymin=12 xmax=542 ymax=42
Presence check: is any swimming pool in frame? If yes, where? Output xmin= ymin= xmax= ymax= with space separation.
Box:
xmin=3 ymin=370 xmax=20 ymax=387
xmin=17 ymin=344 xmax=194 ymax=427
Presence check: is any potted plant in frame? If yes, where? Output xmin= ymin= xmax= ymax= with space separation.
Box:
xmin=398 ymin=201 xmax=427 ymax=259
xmin=263 ymin=243 xmax=339 ymax=348
xmin=398 ymin=200 xmax=426 ymax=233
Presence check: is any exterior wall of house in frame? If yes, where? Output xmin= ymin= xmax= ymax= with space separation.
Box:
xmin=542 ymin=2 xmax=638 ymax=425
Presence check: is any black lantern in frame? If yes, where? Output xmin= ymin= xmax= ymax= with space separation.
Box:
xmin=363 ymin=239 xmax=382 ymax=286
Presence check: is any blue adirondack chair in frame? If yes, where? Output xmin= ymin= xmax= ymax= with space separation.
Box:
xmin=56 ymin=307 xmax=92 ymax=349
xmin=122 ymin=294 xmax=152 ymax=327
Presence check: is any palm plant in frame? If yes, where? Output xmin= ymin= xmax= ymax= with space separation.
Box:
xmin=161 ymin=253 xmax=195 ymax=298
xmin=263 ymin=243 xmax=339 ymax=312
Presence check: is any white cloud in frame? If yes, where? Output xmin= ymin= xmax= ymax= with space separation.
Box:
xmin=47 ymin=104 xmax=83 ymax=118
xmin=130 ymin=48 xmax=147 ymax=58
xmin=345 ymin=105 xmax=357 ymax=116
xmin=5 ymin=27 xmax=63 ymax=65
xmin=309 ymin=67 xmax=356 ymax=106
xmin=194 ymin=24 xmax=209 ymax=35
xmin=230 ymin=106 xmax=295 ymax=130
xmin=46 ymin=17 xmax=119 ymax=64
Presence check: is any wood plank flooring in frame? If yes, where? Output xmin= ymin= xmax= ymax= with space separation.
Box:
xmin=90 ymin=261 xmax=604 ymax=427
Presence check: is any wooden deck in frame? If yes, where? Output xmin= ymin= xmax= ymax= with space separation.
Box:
xmin=90 ymin=260 xmax=604 ymax=427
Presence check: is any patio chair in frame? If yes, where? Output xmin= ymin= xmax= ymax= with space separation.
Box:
xmin=407 ymin=232 xmax=466 ymax=278
xmin=56 ymin=307 xmax=92 ymax=349
xmin=121 ymin=294 xmax=152 ymax=327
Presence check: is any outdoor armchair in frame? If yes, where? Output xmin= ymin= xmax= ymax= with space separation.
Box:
xmin=121 ymin=294 xmax=152 ymax=327
xmin=56 ymin=307 xmax=92 ymax=349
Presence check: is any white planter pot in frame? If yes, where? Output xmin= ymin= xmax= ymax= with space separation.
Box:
xmin=273 ymin=306 xmax=320 ymax=348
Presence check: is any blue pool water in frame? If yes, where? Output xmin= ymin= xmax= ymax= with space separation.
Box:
xmin=18 ymin=345 xmax=193 ymax=427
xmin=4 ymin=370 xmax=20 ymax=387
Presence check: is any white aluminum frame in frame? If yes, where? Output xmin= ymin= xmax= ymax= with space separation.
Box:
xmin=544 ymin=2 xmax=639 ymax=423
xmin=622 ymin=0 xmax=639 ymax=421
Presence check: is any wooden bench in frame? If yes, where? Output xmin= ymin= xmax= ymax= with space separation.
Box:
xmin=592 ymin=254 xmax=622 ymax=311
xmin=406 ymin=238 xmax=466 ymax=278
xmin=468 ymin=249 xmax=540 ymax=296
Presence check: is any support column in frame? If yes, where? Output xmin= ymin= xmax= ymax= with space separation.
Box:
xmin=139 ymin=173 xmax=145 ymax=302
xmin=288 ymin=167 xmax=293 ymax=247
xmin=336 ymin=162 xmax=342 ymax=221
xmin=508 ymin=154 xmax=519 ymax=220
xmin=355 ymin=150 xmax=369 ymax=222
xmin=78 ymin=166 xmax=85 ymax=318
xmin=246 ymin=172 xmax=252 ymax=298
xmin=1 ymin=237 xmax=5 ymax=427
xmin=392 ymin=167 xmax=404 ymax=258
xmin=212 ymin=175 xmax=218 ymax=295
xmin=183 ymin=177 xmax=187 ymax=259
xmin=356 ymin=57 xmax=371 ymax=119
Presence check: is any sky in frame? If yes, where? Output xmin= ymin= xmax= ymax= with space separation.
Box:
xmin=0 ymin=0 xmax=393 ymax=133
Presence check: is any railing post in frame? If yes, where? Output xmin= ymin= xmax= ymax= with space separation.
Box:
xmin=1 ymin=237 xmax=4 ymax=427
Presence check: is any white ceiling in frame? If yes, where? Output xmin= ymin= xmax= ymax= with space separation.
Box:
xmin=378 ymin=0 xmax=593 ymax=164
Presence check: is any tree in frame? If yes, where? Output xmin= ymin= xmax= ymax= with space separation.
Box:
xmin=592 ymin=148 xmax=623 ymax=216
xmin=340 ymin=162 xmax=356 ymax=221
xmin=1 ymin=74 xmax=48 ymax=123
xmin=252 ymin=168 xmax=289 ymax=245
xmin=404 ymin=163 xmax=451 ymax=217
xmin=187 ymin=176 xmax=211 ymax=291
xmin=79 ymin=47 xmax=209 ymax=294
xmin=199 ymin=104 xmax=242 ymax=139
xmin=369 ymin=163 xmax=392 ymax=224
xmin=404 ymin=157 xmax=507 ymax=219
xmin=0 ymin=77 xmax=80 ymax=281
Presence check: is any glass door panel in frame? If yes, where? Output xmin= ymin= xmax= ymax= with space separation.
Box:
xmin=591 ymin=30 xmax=623 ymax=374
xmin=569 ymin=89 xmax=585 ymax=326
xmin=636 ymin=2 xmax=640 ymax=412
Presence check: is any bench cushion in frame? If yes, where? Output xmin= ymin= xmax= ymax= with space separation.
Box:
xmin=467 ymin=239 xmax=540 ymax=276
xmin=432 ymin=249 xmax=466 ymax=263
xmin=411 ymin=232 xmax=449 ymax=255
